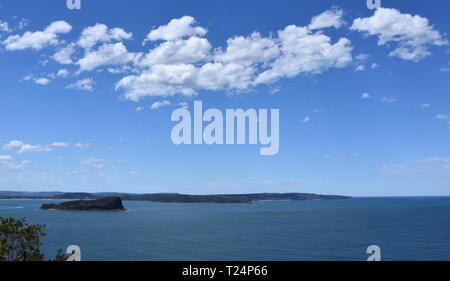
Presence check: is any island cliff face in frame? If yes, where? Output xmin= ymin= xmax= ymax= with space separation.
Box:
xmin=40 ymin=196 xmax=125 ymax=211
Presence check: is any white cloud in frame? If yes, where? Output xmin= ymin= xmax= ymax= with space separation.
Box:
xmin=50 ymin=142 xmax=70 ymax=147
xmin=81 ymin=157 xmax=106 ymax=169
xmin=144 ymin=16 xmax=207 ymax=42
xmin=17 ymin=144 xmax=52 ymax=154
xmin=255 ymin=25 xmax=352 ymax=84
xmin=57 ymin=69 xmax=70 ymax=78
xmin=351 ymin=8 xmax=447 ymax=61
xmin=135 ymin=106 xmax=145 ymax=112
xmin=139 ymin=36 xmax=211 ymax=66
xmin=308 ymin=7 xmax=345 ymax=30
xmin=214 ymin=32 xmax=279 ymax=65
xmin=420 ymin=103 xmax=431 ymax=108
xmin=52 ymin=44 xmax=76 ymax=64
xmin=2 ymin=140 xmax=70 ymax=154
xmin=2 ymin=21 xmax=72 ymax=51
xmin=355 ymin=65 xmax=365 ymax=72
xmin=300 ymin=116 xmax=311 ymax=123
xmin=361 ymin=92 xmax=370 ymax=99
xmin=75 ymin=142 xmax=91 ymax=148
xmin=77 ymin=23 xmax=132 ymax=49
xmin=2 ymin=140 xmax=25 ymax=150
xmin=34 ymin=77 xmax=51 ymax=85
xmin=23 ymin=75 xmax=51 ymax=85
xmin=381 ymin=96 xmax=397 ymax=103
xmin=435 ymin=114 xmax=449 ymax=120
xmin=77 ymin=42 xmax=137 ymax=71
xmin=0 ymin=21 xmax=11 ymax=33
xmin=17 ymin=19 xmax=30 ymax=30
xmin=66 ymin=78 xmax=96 ymax=91
xmin=115 ymin=64 xmax=197 ymax=100
xmin=150 ymin=100 xmax=171 ymax=110
xmin=355 ymin=53 xmax=369 ymax=60
xmin=117 ymin=14 xmax=353 ymax=100
xmin=1 ymin=159 xmax=31 ymax=170
xmin=371 ymin=62 xmax=379 ymax=69
xmin=5 ymin=14 xmax=353 ymax=101
xmin=129 ymin=171 xmax=140 ymax=176
xmin=0 ymin=155 xmax=12 ymax=161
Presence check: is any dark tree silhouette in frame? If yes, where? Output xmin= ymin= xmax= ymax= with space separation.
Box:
xmin=0 ymin=217 xmax=69 ymax=261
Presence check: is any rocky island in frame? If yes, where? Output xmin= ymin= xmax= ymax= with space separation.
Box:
xmin=40 ymin=196 xmax=125 ymax=211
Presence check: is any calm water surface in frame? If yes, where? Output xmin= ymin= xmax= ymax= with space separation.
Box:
xmin=1 ymin=197 xmax=449 ymax=261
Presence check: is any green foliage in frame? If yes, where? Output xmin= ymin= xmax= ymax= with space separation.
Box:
xmin=51 ymin=248 xmax=70 ymax=261
xmin=0 ymin=217 xmax=68 ymax=261
xmin=0 ymin=217 xmax=45 ymax=261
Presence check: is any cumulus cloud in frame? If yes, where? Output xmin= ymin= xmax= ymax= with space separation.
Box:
xmin=144 ymin=16 xmax=207 ymax=42
xmin=77 ymin=42 xmax=137 ymax=71
xmin=309 ymin=7 xmax=345 ymax=30
xmin=150 ymin=100 xmax=171 ymax=110
xmin=117 ymin=14 xmax=353 ymax=100
xmin=254 ymin=25 xmax=352 ymax=84
xmin=2 ymin=21 xmax=72 ymax=51
xmin=52 ymin=44 xmax=76 ymax=64
xmin=66 ymin=78 xmax=96 ymax=91
xmin=139 ymin=36 xmax=211 ymax=66
xmin=351 ymin=8 xmax=447 ymax=61
xmin=77 ymin=23 xmax=132 ymax=49
xmin=214 ymin=32 xmax=279 ymax=65
xmin=7 ymin=13 xmax=354 ymax=100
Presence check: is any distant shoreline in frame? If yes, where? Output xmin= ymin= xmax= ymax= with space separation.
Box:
xmin=0 ymin=192 xmax=352 ymax=204
xmin=0 ymin=198 xmax=80 ymax=201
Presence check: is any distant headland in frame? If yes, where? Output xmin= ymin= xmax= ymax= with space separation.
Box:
xmin=0 ymin=191 xmax=351 ymax=204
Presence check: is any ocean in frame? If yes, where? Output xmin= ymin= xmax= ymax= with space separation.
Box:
xmin=1 ymin=197 xmax=450 ymax=261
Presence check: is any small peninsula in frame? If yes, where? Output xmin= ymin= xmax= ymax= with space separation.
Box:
xmin=40 ymin=196 xmax=125 ymax=211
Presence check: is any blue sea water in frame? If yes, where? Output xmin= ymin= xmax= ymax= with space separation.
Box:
xmin=1 ymin=197 xmax=450 ymax=261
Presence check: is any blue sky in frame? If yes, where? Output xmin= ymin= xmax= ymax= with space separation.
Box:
xmin=0 ymin=0 xmax=449 ymax=196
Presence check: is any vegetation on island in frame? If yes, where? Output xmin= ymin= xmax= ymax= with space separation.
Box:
xmin=41 ymin=196 xmax=125 ymax=211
